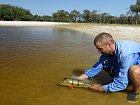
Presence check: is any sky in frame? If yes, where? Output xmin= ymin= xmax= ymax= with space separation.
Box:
xmin=0 ymin=0 xmax=137 ymax=16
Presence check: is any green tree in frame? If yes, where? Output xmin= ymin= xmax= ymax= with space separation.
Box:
xmin=119 ymin=14 xmax=127 ymax=24
xmin=83 ymin=9 xmax=90 ymax=22
xmin=52 ymin=10 xmax=71 ymax=22
xmin=90 ymin=10 xmax=97 ymax=23
xmin=42 ymin=15 xmax=53 ymax=21
xmin=70 ymin=10 xmax=80 ymax=22
xmin=0 ymin=4 xmax=33 ymax=21
xmin=0 ymin=4 xmax=14 ymax=20
xmin=130 ymin=0 xmax=140 ymax=24
xmin=101 ymin=13 xmax=109 ymax=23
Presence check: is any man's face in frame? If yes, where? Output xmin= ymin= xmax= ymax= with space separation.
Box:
xmin=95 ymin=42 xmax=111 ymax=55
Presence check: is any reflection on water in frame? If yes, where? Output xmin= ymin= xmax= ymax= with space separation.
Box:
xmin=0 ymin=26 xmax=137 ymax=105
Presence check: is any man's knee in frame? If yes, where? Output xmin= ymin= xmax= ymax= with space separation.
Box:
xmin=129 ymin=65 xmax=140 ymax=77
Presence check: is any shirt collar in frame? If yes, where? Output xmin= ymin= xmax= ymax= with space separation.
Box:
xmin=114 ymin=42 xmax=118 ymax=56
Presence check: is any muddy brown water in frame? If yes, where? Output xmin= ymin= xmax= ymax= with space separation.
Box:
xmin=0 ymin=26 xmax=138 ymax=105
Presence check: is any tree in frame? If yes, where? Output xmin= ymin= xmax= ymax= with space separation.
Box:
xmin=0 ymin=4 xmax=33 ymax=21
xmin=130 ymin=0 xmax=140 ymax=24
xmin=101 ymin=13 xmax=109 ymax=24
xmin=83 ymin=9 xmax=91 ymax=22
xmin=42 ymin=15 xmax=53 ymax=21
xmin=52 ymin=10 xmax=71 ymax=22
xmin=119 ymin=14 xmax=128 ymax=24
xmin=70 ymin=10 xmax=80 ymax=22
xmin=90 ymin=10 xmax=97 ymax=23
xmin=0 ymin=4 xmax=14 ymax=20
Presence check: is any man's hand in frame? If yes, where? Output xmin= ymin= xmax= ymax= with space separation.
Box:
xmin=91 ymin=84 xmax=104 ymax=92
xmin=76 ymin=74 xmax=104 ymax=92
xmin=77 ymin=74 xmax=88 ymax=80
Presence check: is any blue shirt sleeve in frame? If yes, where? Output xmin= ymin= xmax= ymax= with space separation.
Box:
xmin=103 ymin=54 xmax=138 ymax=92
xmin=84 ymin=55 xmax=109 ymax=78
xmin=84 ymin=61 xmax=103 ymax=78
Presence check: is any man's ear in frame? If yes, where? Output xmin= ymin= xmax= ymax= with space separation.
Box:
xmin=108 ymin=42 xmax=112 ymax=47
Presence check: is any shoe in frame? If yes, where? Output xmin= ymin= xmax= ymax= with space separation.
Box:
xmin=127 ymin=92 xmax=139 ymax=103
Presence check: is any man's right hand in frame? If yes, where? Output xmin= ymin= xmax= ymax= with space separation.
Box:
xmin=77 ymin=73 xmax=88 ymax=80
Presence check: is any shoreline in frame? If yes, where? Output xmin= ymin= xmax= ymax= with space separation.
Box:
xmin=63 ymin=25 xmax=140 ymax=42
xmin=0 ymin=21 xmax=69 ymax=26
xmin=0 ymin=21 xmax=140 ymax=42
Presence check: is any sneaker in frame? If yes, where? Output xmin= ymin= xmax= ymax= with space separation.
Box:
xmin=127 ymin=92 xmax=139 ymax=103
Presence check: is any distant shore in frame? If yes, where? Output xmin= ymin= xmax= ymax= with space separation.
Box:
xmin=61 ymin=24 xmax=140 ymax=42
xmin=0 ymin=21 xmax=140 ymax=42
xmin=0 ymin=21 xmax=69 ymax=26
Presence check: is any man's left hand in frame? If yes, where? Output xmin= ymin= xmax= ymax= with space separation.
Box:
xmin=91 ymin=84 xmax=104 ymax=92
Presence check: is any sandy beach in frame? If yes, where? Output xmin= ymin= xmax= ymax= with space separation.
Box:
xmin=59 ymin=24 xmax=140 ymax=42
xmin=0 ymin=21 xmax=69 ymax=26
xmin=0 ymin=21 xmax=140 ymax=42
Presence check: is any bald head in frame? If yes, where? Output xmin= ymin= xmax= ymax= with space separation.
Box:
xmin=94 ymin=32 xmax=115 ymax=46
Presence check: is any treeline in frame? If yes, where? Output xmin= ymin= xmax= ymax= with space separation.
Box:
xmin=0 ymin=4 xmax=34 ymax=21
xmin=0 ymin=0 xmax=140 ymax=24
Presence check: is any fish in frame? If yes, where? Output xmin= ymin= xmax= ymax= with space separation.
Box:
xmin=58 ymin=78 xmax=93 ymax=89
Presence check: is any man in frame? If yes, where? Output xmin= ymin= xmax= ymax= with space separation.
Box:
xmin=77 ymin=32 xmax=140 ymax=103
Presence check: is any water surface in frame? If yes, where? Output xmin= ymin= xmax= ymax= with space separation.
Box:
xmin=0 ymin=26 xmax=137 ymax=105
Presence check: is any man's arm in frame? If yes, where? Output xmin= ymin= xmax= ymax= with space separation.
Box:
xmin=90 ymin=54 xmax=136 ymax=92
xmin=103 ymin=54 xmax=137 ymax=92
xmin=76 ymin=55 xmax=110 ymax=91
xmin=77 ymin=59 xmax=103 ymax=80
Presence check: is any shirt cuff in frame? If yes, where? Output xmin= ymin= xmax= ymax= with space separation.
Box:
xmin=84 ymin=71 xmax=91 ymax=78
xmin=103 ymin=85 xmax=109 ymax=92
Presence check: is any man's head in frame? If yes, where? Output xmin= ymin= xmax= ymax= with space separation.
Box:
xmin=94 ymin=32 xmax=115 ymax=55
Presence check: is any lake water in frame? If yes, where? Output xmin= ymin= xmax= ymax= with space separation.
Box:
xmin=0 ymin=26 xmax=138 ymax=105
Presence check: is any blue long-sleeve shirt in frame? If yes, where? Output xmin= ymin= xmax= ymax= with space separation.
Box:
xmin=84 ymin=40 xmax=140 ymax=92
